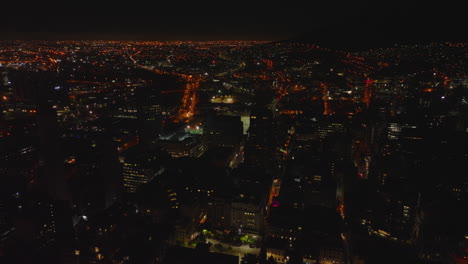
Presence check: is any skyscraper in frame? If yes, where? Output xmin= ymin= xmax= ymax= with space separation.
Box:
xmin=136 ymin=85 xmax=162 ymax=144
xmin=121 ymin=145 xmax=165 ymax=193
xmin=36 ymin=105 xmax=70 ymax=202
xmin=244 ymin=105 xmax=277 ymax=172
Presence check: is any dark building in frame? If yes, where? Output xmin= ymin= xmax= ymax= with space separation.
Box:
xmin=266 ymin=205 xmax=344 ymax=264
xmin=206 ymin=194 xmax=232 ymax=230
xmin=120 ymin=145 xmax=166 ymax=193
xmin=36 ymin=106 xmax=70 ymax=201
xmin=204 ymin=113 xmax=243 ymax=150
xmin=0 ymin=69 xmax=13 ymax=98
xmin=136 ymin=85 xmax=162 ymax=144
xmin=158 ymin=133 xmax=205 ymax=158
xmin=63 ymin=132 xmax=122 ymax=213
xmin=244 ymin=106 xmax=277 ymax=172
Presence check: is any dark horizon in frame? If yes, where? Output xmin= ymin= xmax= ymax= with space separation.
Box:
xmin=1 ymin=1 xmax=465 ymax=46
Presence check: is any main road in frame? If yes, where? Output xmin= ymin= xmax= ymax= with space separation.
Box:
xmin=128 ymin=51 xmax=204 ymax=122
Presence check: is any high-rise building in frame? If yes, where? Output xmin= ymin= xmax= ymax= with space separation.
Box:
xmin=136 ymin=85 xmax=162 ymax=144
xmin=64 ymin=133 xmax=122 ymax=212
xmin=36 ymin=105 xmax=70 ymax=202
xmin=318 ymin=120 xmax=345 ymax=139
xmin=206 ymin=195 xmax=231 ymax=230
xmin=121 ymin=146 xmax=165 ymax=193
xmin=244 ymin=106 xmax=277 ymax=171
xmin=387 ymin=121 xmax=417 ymax=140
xmin=230 ymin=200 xmax=264 ymax=234
xmin=229 ymin=166 xmax=269 ymax=235
xmin=122 ymin=162 xmax=150 ymax=193
xmin=158 ymin=133 xmax=205 ymax=158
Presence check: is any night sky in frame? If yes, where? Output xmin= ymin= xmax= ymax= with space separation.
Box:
xmin=1 ymin=1 xmax=465 ymax=44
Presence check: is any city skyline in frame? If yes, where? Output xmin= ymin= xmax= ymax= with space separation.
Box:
xmin=0 ymin=3 xmax=467 ymax=263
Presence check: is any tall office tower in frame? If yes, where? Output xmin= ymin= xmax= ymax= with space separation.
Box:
xmin=35 ymin=104 xmax=74 ymax=259
xmin=244 ymin=105 xmax=277 ymax=172
xmin=36 ymin=105 xmax=70 ymax=202
xmin=121 ymin=146 xmax=165 ymax=193
xmin=136 ymin=85 xmax=162 ymax=144
xmin=35 ymin=200 xmax=73 ymax=248
xmin=99 ymin=136 xmax=122 ymax=209
xmin=230 ymin=175 xmax=267 ymax=234
xmin=65 ymin=133 xmax=122 ymax=213
xmin=0 ymin=148 xmax=37 ymax=238
xmin=122 ymin=161 xmax=149 ymax=194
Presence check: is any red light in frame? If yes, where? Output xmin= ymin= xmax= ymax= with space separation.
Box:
xmin=272 ymin=200 xmax=279 ymax=207
xmin=364 ymin=79 xmax=374 ymax=86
